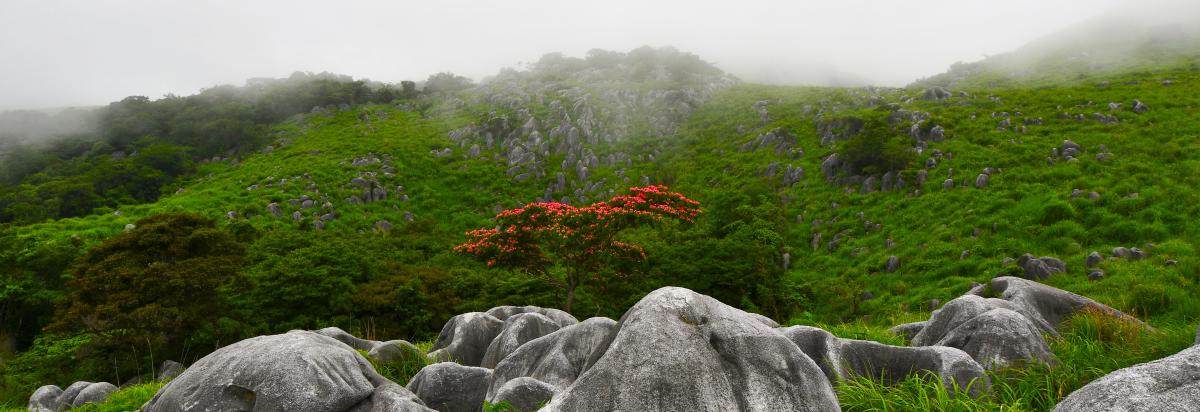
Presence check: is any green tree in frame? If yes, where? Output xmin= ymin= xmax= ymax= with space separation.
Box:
xmin=455 ymin=186 xmax=700 ymax=312
xmin=49 ymin=213 xmax=245 ymax=370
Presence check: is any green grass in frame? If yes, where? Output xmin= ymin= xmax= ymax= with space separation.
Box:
xmin=360 ymin=340 xmax=435 ymax=386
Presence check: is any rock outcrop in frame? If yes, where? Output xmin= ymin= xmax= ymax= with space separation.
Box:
xmin=1054 ymin=345 xmax=1200 ymax=412
xmin=492 ymin=377 xmax=558 ymax=412
xmin=487 ymin=317 xmax=619 ymax=400
xmin=782 ymin=325 xmax=990 ymax=397
xmin=144 ymin=330 xmax=429 ymax=412
xmin=406 ymin=362 xmax=492 ymax=412
xmin=908 ymin=276 xmax=1149 ymax=369
xmin=428 ymin=312 xmax=505 ymax=366
xmin=541 ymin=287 xmax=840 ymax=411
xmin=481 ymin=312 xmax=563 ymax=368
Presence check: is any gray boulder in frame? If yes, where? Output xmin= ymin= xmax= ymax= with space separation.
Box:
xmin=541 ymin=287 xmax=839 ymax=411
xmin=482 ymin=312 xmax=563 ymax=368
xmin=1017 ymin=254 xmax=1066 ymax=280
xmin=488 ymin=317 xmax=619 ymax=399
xmin=889 ymin=321 xmax=927 ymax=342
xmin=157 ymin=360 xmax=185 ymax=381
xmin=1132 ymin=99 xmax=1149 ymax=113
xmin=922 ymin=87 xmax=952 ymax=101
xmin=1053 ymin=345 xmax=1199 ymax=412
xmin=406 ymin=362 xmax=492 ymax=412
xmin=428 ymin=312 xmax=505 ymax=366
xmin=912 ymin=294 xmax=1056 ymax=368
xmin=492 ymin=377 xmax=557 ymax=412
xmin=983 ymin=276 xmax=1149 ymax=329
xmin=315 ymin=326 xmax=381 ymax=351
xmin=886 ymin=255 xmax=900 ymax=273
xmin=350 ymin=383 xmax=434 ymax=412
xmin=928 ymin=307 xmax=1055 ymax=369
xmin=53 ymin=381 xmax=92 ymax=411
xmin=974 ymin=173 xmax=989 ymax=188
xmin=71 ymin=382 xmax=117 ymax=407
xmin=27 ymin=385 xmax=61 ymax=412
xmin=485 ymin=305 xmax=579 ymax=328
xmin=748 ymin=312 xmax=780 ymax=328
xmin=781 ymin=325 xmax=990 ymax=397
xmin=367 ymin=340 xmax=423 ymax=364
xmin=144 ymin=330 xmax=388 ymax=412
xmin=1086 ymin=251 xmax=1103 ymax=268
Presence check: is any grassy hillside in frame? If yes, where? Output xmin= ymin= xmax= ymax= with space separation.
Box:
xmin=2 ymin=49 xmax=1200 ymax=409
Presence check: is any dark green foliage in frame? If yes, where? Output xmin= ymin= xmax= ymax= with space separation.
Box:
xmin=837 ymin=117 xmax=916 ymax=175
xmin=48 ymin=213 xmax=246 ymax=380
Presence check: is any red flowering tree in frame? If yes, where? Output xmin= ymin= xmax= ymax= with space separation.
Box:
xmin=455 ymin=185 xmax=700 ymax=312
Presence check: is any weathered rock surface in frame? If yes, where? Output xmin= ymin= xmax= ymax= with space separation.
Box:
xmin=144 ymin=330 xmax=389 ymax=412
xmin=316 ymin=326 xmax=381 ymax=351
xmin=482 ymin=312 xmax=564 ymax=368
xmin=1054 ymin=345 xmax=1200 ymax=412
xmin=349 ymin=383 xmax=434 ymax=412
xmin=27 ymin=385 xmax=61 ymax=412
xmin=71 ymin=382 xmax=117 ymax=407
xmin=157 ymin=360 xmax=185 ymax=381
xmin=889 ymin=321 xmax=927 ymax=342
xmin=428 ymin=312 xmax=505 ymax=366
xmin=485 ymin=306 xmax=579 ymax=329
xmin=909 ymin=276 xmax=1149 ymax=369
xmin=542 ymin=287 xmax=840 ymax=411
xmin=53 ymin=381 xmax=92 ymax=411
xmin=488 ymin=317 xmax=619 ymax=399
xmin=406 ymin=362 xmax=492 ymax=412
xmin=782 ymin=325 xmax=990 ymax=397
xmin=492 ymin=377 xmax=558 ymax=412
xmin=367 ymin=340 xmax=423 ymax=364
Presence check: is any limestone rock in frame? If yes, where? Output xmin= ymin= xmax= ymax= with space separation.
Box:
xmin=782 ymin=325 xmax=990 ymax=397
xmin=71 ymin=382 xmax=117 ymax=407
xmin=144 ymin=330 xmax=387 ymax=412
xmin=315 ymin=326 xmax=381 ymax=351
xmin=406 ymin=362 xmax=492 ymax=412
xmin=485 ymin=306 xmax=579 ymax=328
xmin=488 ymin=317 xmax=618 ymax=399
xmin=367 ymin=340 xmax=423 ymax=364
xmin=492 ymin=377 xmax=558 ymax=412
xmin=428 ymin=312 xmax=505 ymax=367
xmin=541 ymin=287 xmax=839 ymax=411
xmin=482 ymin=312 xmax=563 ymax=368
xmin=27 ymin=385 xmax=61 ymax=412
xmin=1054 ymin=345 xmax=1200 ymax=412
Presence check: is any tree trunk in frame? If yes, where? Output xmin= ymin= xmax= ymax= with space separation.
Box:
xmin=564 ymin=270 xmax=577 ymax=313
xmin=564 ymin=284 xmax=575 ymax=314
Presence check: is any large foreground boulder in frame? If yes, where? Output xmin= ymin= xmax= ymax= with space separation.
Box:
xmin=481 ymin=312 xmax=563 ymax=368
xmin=912 ymin=294 xmax=1056 ymax=369
xmin=144 ymin=330 xmax=427 ymax=412
xmin=781 ymin=326 xmax=990 ymax=397
xmin=908 ymin=277 xmax=1149 ymax=369
xmin=428 ymin=312 xmax=505 ymax=367
xmin=1053 ymin=345 xmax=1200 ymax=412
xmin=488 ymin=317 xmax=619 ymax=400
xmin=542 ymin=287 xmax=840 ymax=411
xmin=406 ymin=362 xmax=492 ymax=412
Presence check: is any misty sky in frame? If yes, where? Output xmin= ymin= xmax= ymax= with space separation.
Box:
xmin=0 ymin=0 xmax=1131 ymax=110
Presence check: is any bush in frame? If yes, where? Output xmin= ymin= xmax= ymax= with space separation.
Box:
xmin=838 ymin=118 xmax=916 ymax=175
xmin=48 ymin=213 xmax=246 ymax=378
